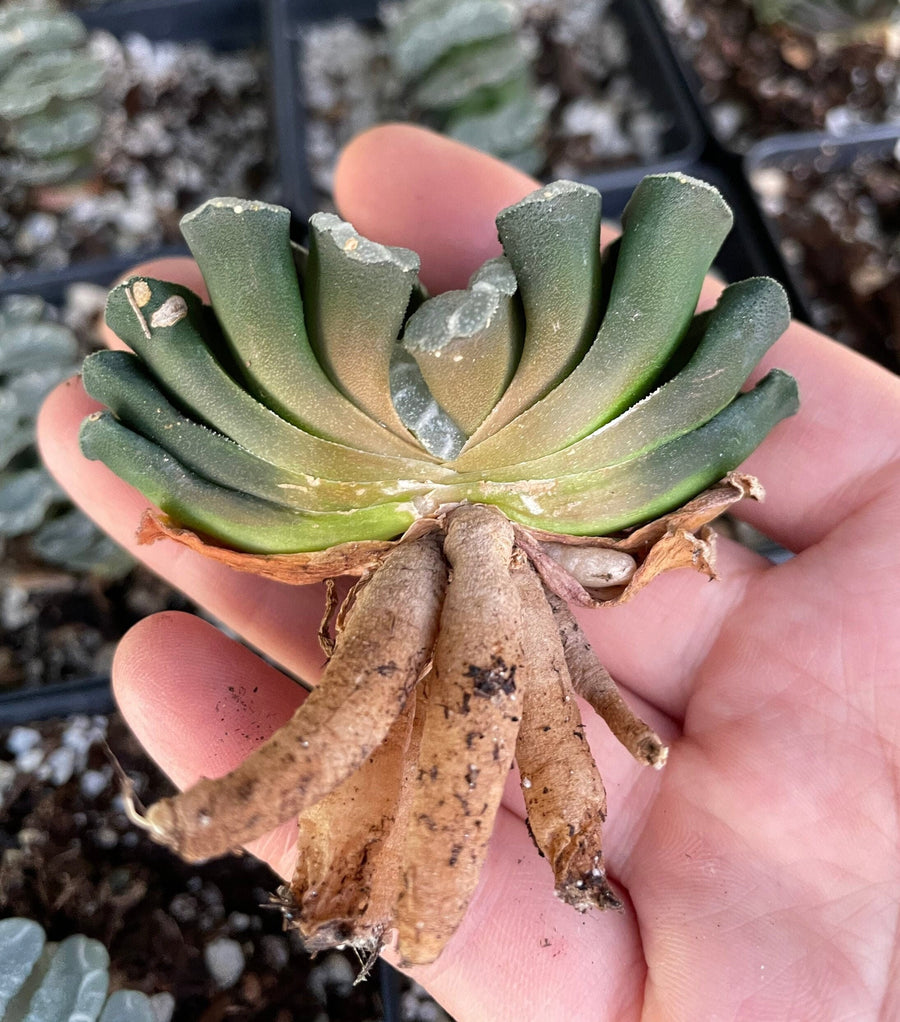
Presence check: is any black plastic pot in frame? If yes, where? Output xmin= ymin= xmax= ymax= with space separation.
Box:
xmin=644 ymin=0 xmax=900 ymax=158
xmin=0 ymin=675 xmax=115 ymax=726
xmin=0 ymin=246 xmax=188 ymax=302
xmin=78 ymin=0 xmax=262 ymax=48
xmin=266 ymin=0 xmax=704 ymax=225
xmin=0 ymin=0 xmax=265 ymax=300
xmin=745 ymin=123 xmax=900 ymax=369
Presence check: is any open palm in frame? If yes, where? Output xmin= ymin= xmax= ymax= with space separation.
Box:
xmin=38 ymin=125 xmax=900 ymax=1021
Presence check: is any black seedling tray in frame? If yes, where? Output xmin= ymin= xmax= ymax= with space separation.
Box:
xmin=0 ymin=246 xmax=188 ymax=302
xmin=266 ymin=0 xmax=704 ymax=225
xmin=0 ymin=675 xmax=115 ymax=726
xmin=79 ymin=0 xmax=262 ymax=48
xmin=745 ymin=123 xmax=900 ymax=337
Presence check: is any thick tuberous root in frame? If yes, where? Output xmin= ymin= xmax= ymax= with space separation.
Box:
xmin=131 ymin=488 xmax=752 ymax=966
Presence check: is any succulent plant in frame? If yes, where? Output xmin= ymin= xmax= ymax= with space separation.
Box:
xmin=0 ymin=918 xmax=157 ymax=1022
xmin=1 ymin=294 xmax=132 ymax=578
xmin=384 ymin=0 xmax=550 ymax=173
xmin=752 ymin=0 xmax=899 ymax=34
xmin=0 ymin=0 xmax=106 ymax=187
xmin=80 ymin=174 xmax=798 ymax=966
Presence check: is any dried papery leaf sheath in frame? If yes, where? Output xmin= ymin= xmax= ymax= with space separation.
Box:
xmin=84 ymin=173 xmax=800 ymax=966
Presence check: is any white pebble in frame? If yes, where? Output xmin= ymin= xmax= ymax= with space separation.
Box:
xmin=7 ymin=726 xmax=41 ymax=756
xmin=149 ymin=992 xmax=176 ymax=1022
xmin=204 ymin=936 xmax=245 ymax=990
xmin=227 ymin=911 xmax=251 ymax=933
xmin=80 ymin=767 xmax=112 ymax=799
xmin=16 ymin=747 xmax=44 ymax=774
xmin=94 ymin=825 xmax=119 ymax=849
xmin=44 ymin=745 xmax=76 ymax=786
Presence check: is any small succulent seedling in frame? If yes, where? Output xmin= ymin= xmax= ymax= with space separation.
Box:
xmin=385 ymin=0 xmax=550 ymax=172
xmin=0 ymin=294 xmax=132 ymax=577
xmin=0 ymin=0 xmax=106 ymax=187
xmin=0 ymin=917 xmax=157 ymax=1022
xmin=752 ymin=0 xmax=899 ymax=36
xmin=80 ymin=175 xmax=799 ymax=966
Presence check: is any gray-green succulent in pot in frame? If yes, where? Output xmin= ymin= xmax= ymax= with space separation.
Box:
xmin=79 ymin=173 xmax=799 ymax=966
xmin=0 ymin=917 xmax=158 ymax=1022
xmin=753 ymin=0 xmax=899 ymax=35
xmin=0 ymin=294 xmax=131 ymax=578
xmin=384 ymin=0 xmax=551 ymax=173
xmin=0 ymin=0 xmax=106 ymax=190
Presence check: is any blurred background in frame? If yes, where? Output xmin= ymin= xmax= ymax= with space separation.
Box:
xmin=1 ymin=1 xmax=897 ymax=1018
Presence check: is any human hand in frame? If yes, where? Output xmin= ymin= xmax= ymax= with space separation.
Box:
xmin=38 ymin=125 xmax=900 ymax=1020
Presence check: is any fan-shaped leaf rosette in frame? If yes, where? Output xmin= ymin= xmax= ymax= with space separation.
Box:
xmin=80 ymin=175 xmax=799 ymax=966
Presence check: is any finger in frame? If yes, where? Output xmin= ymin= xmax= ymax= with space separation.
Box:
xmin=396 ymin=809 xmax=644 ymax=1021
xmin=734 ymin=321 xmax=900 ymax=550
xmin=572 ymin=536 xmax=767 ymax=723
xmin=36 ymin=378 xmax=333 ymax=684
xmin=334 ymin=124 xmax=537 ymax=294
xmin=112 ymin=612 xmax=304 ymax=877
xmin=114 ymin=612 xmax=646 ymax=1020
xmin=99 ymin=257 xmax=209 ymax=351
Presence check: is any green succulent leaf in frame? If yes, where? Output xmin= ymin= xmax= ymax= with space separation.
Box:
xmin=482 ymin=275 xmax=791 ymax=482
xmin=12 ymin=100 xmax=102 ymax=158
xmin=411 ymin=34 xmax=531 ymax=111
xmin=82 ymin=350 xmax=438 ymax=512
xmin=467 ymin=180 xmax=603 ymax=440
xmin=0 ymin=7 xmax=87 ymax=74
xmin=84 ymin=174 xmax=799 ymax=555
xmin=79 ymin=413 xmax=419 ymax=554
xmin=103 ymin=279 xmax=445 ymax=483
xmin=387 ymin=0 xmax=547 ymax=168
xmin=304 ymin=212 xmax=420 ymax=438
xmin=474 ymin=370 xmax=799 ymax=534
xmin=400 ymin=256 xmax=520 ymax=437
xmin=387 ymin=0 xmax=520 ymax=81
xmin=179 ymin=198 xmax=427 ymax=457
xmin=453 ymin=173 xmax=734 ymax=471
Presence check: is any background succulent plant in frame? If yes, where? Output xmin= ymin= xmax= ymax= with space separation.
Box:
xmin=0 ymin=0 xmax=106 ymax=188
xmin=1 ymin=294 xmax=131 ymax=577
xmin=752 ymin=0 xmax=899 ymax=34
xmin=80 ymin=174 xmax=798 ymax=965
xmin=384 ymin=0 xmax=551 ymax=173
xmin=0 ymin=917 xmax=157 ymax=1022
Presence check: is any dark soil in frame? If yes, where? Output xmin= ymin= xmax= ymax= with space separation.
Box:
xmin=751 ymin=145 xmax=900 ymax=371
xmin=658 ymin=0 xmax=900 ymax=149
xmin=0 ymin=713 xmax=451 ymax=1021
xmin=0 ymin=557 xmax=194 ymax=692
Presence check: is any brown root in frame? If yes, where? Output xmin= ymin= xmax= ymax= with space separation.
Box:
xmin=132 ymin=482 xmax=762 ymax=963
xmin=511 ymin=558 xmax=621 ymax=913
xmin=547 ymin=591 xmax=668 ymax=769
xmin=396 ymin=504 xmax=525 ymax=966
xmin=141 ymin=531 xmax=448 ymax=861
xmin=287 ymin=690 xmax=424 ymax=956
